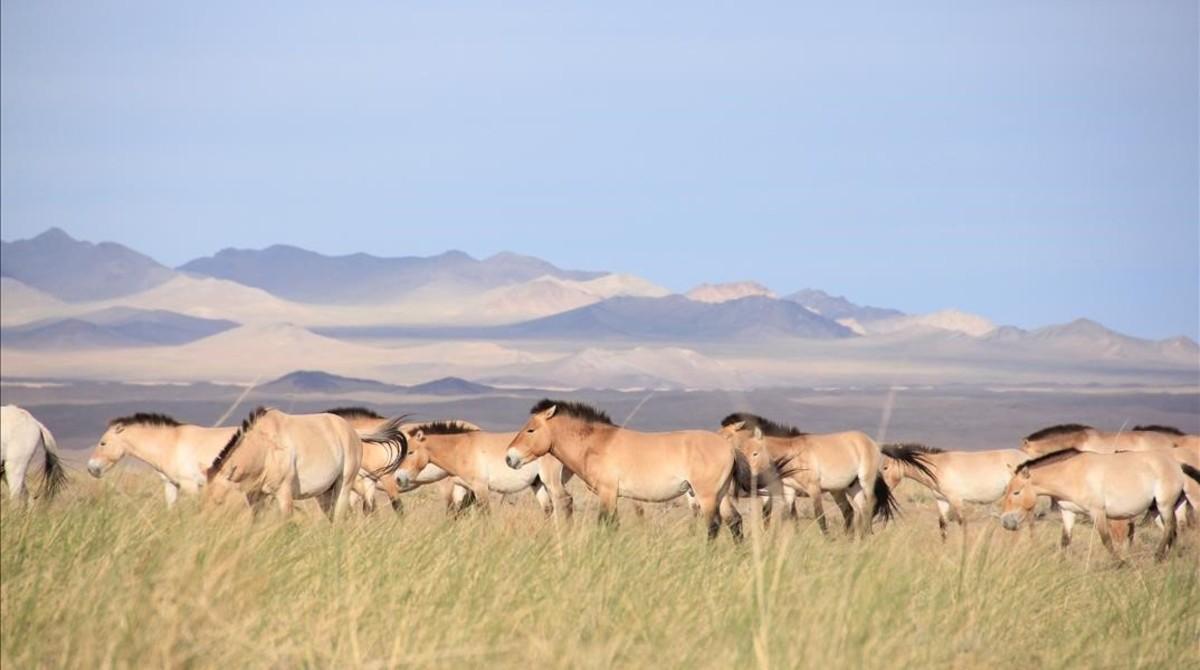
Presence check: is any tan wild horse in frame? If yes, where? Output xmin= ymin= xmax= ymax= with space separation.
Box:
xmin=1021 ymin=423 xmax=1177 ymax=547
xmin=506 ymin=400 xmax=749 ymax=540
xmin=881 ymin=444 xmax=1028 ymax=540
xmin=205 ymin=407 xmax=402 ymax=520
xmin=88 ymin=413 xmax=236 ymax=506
xmin=394 ymin=421 xmax=574 ymax=516
xmin=1131 ymin=426 xmax=1200 ymax=527
xmin=1000 ymin=449 xmax=1200 ymax=562
xmin=322 ymin=407 xmax=428 ymax=514
xmin=719 ymin=413 xmax=914 ymax=537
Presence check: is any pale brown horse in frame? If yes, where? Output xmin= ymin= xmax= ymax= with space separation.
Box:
xmin=323 ymin=407 xmax=414 ymax=513
xmin=205 ymin=408 xmax=402 ymax=520
xmin=506 ymin=400 xmax=749 ymax=540
xmin=89 ymin=413 xmax=235 ymax=506
xmin=719 ymin=413 xmax=912 ymax=537
xmin=1021 ymin=423 xmax=1178 ymax=546
xmin=393 ymin=421 xmax=574 ymax=516
xmin=881 ymin=444 xmax=1026 ymax=540
xmin=1000 ymin=449 xmax=1199 ymax=562
xmin=1132 ymin=426 xmax=1200 ymax=527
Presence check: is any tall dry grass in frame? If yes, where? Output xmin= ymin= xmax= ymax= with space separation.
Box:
xmin=2 ymin=475 xmax=1197 ymax=669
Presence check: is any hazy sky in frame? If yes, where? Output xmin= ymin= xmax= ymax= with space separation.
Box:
xmin=2 ymin=3 xmax=1197 ymax=338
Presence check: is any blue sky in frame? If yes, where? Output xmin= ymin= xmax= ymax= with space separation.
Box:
xmin=2 ymin=2 xmax=1197 ymax=338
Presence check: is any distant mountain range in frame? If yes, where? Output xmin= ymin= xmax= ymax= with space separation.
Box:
xmin=1 ymin=227 xmax=1195 ymax=390
xmin=259 ymin=370 xmax=494 ymax=396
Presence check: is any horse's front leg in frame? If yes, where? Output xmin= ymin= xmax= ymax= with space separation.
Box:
xmin=1154 ymin=500 xmax=1177 ymax=561
xmin=808 ymin=483 xmax=829 ymax=536
xmin=1059 ymin=504 xmax=1076 ymax=548
xmin=935 ymin=498 xmax=952 ymax=541
xmin=831 ymin=490 xmax=854 ymax=535
xmin=596 ymin=486 xmax=619 ymax=529
xmin=162 ymin=479 xmax=180 ymax=508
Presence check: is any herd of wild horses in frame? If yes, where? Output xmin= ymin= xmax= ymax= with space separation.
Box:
xmin=2 ymin=401 xmax=1199 ymax=563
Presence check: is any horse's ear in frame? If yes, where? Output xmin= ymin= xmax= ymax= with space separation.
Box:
xmin=1019 ymin=468 xmax=1031 ymax=480
xmin=412 ymin=429 xmax=426 ymax=443
xmin=542 ymin=405 xmax=557 ymax=420
xmin=730 ymin=420 xmax=746 ymax=432
xmin=753 ymin=426 xmax=763 ymax=440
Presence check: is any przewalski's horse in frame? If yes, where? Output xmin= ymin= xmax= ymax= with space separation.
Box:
xmin=1000 ymin=449 xmax=1200 ymax=562
xmin=1131 ymin=426 xmax=1200 ymax=527
xmin=204 ymin=407 xmax=402 ymax=520
xmin=1021 ymin=424 xmax=1177 ymax=547
xmin=719 ymin=413 xmax=912 ymax=537
xmin=88 ymin=413 xmax=235 ymax=506
xmin=393 ymin=421 xmax=574 ymax=517
xmin=322 ymin=407 xmax=417 ymax=514
xmin=1 ymin=405 xmax=67 ymax=504
xmin=506 ymin=400 xmax=749 ymax=541
xmin=881 ymin=444 xmax=1025 ymax=540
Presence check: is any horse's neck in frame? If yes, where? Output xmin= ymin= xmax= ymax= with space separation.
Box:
xmin=1030 ymin=461 xmax=1084 ymax=502
xmin=903 ymin=458 xmax=938 ymax=489
xmin=550 ymin=420 xmax=616 ymax=481
xmin=426 ymin=435 xmax=471 ymax=474
xmin=768 ymin=436 xmax=806 ymax=460
xmin=124 ymin=426 xmax=181 ymax=474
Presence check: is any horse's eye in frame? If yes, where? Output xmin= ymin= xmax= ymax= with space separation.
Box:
xmin=526 ymin=429 xmax=535 ymax=434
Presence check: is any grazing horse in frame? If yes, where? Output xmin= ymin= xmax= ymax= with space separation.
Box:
xmin=881 ymin=444 xmax=1026 ymax=540
xmin=1000 ymin=449 xmax=1199 ymax=562
xmin=1021 ymin=424 xmax=1177 ymax=547
xmin=393 ymin=421 xmax=574 ymax=517
xmin=88 ymin=413 xmax=235 ymax=506
xmin=719 ymin=413 xmax=912 ymax=537
xmin=506 ymin=400 xmax=749 ymax=540
xmin=0 ymin=405 xmax=67 ymax=504
xmin=205 ymin=408 xmax=402 ymax=520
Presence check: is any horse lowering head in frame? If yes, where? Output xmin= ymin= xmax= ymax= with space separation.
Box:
xmin=1021 ymin=424 xmax=1092 ymax=455
xmin=999 ymin=465 xmax=1039 ymax=531
xmin=720 ymin=421 xmax=770 ymax=479
xmin=394 ymin=429 xmax=431 ymax=490
xmin=89 ymin=413 xmax=181 ymax=478
xmin=506 ymin=403 xmax=559 ymax=469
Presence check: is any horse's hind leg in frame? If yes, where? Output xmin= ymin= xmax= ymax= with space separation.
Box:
xmin=1109 ymin=519 xmax=1133 ymax=548
xmin=1154 ymin=499 xmax=1177 ymax=561
xmin=1093 ymin=511 xmax=1124 ymax=564
xmin=532 ymin=480 xmax=554 ymax=516
xmin=832 ymin=490 xmax=854 ymax=535
xmin=4 ymin=457 xmax=29 ymax=504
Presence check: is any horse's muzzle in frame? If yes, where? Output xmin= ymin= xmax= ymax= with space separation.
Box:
xmin=394 ymin=471 xmax=412 ymax=490
xmin=505 ymin=452 xmax=523 ymax=470
xmin=1000 ymin=513 xmax=1021 ymax=531
xmin=86 ymin=459 xmax=104 ymax=478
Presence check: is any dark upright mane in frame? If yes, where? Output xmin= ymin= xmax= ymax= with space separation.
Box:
xmin=323 ymin=406 xmax=384 ymax=420
xmin=1132 ymin=425 xmax=1185 ymax=436
xmin=531 ymin=399 xmax=615 ymax=426
xmin=720 ymin=413 xmax=806 ymax=438
xmin=882 ymin=442 xmax=944 ymax=455
xmin=414 ymin=420 xmax=480 ymax=435
xmin=1017 ymin=448 xmax=1084 ymax=473
xmin=108 ymin=412 xmax=182 ymax=429
xmin=206 ymin=407 xmax=269 ymax=481
xmin=1024 ymin=424 xmax=1092 ymax=442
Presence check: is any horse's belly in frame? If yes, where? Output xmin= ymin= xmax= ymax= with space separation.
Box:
xmin=486 ymin=463 xmax=538 ymax=494
xmin=1058 ymin=500 xmax=1087 ymax=515
xmin=619 ymin=477 xmax=689 ymax=503
xmin=1105 ymin=495 xmax=1152 ymax=520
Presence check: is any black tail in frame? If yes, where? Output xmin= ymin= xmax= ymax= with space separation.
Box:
xmin=1182 ymin=463 xmax=1200 ymax=487
xmin=360 ymin=416 xmax=409 ymax=478
xmin=872 ymin=476 xmax=901 ymax=522
xmin=731 ymin=449 xmax=753 ymax=497
xmin=881 ymin=444 xmax=938 ymax=484
xmin=38 ymin=425 xmax=68 ymax=500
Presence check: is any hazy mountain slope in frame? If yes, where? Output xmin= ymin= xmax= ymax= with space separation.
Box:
xmin=179 ymin=246 xmax=604 ymax=303
xmin=496 ymin=295 xmax=854 ymax=341
xmin=861 ymin=309 xmax=997 ymax=337
xmin=983 ymin=318 xmax=1200 ymax=364
xmin=0 ymin=228 xmax=175 ymax=301
xmin=786 ymin=289 xmax=904 ymax=322
xmin=485 ymin=346 xmax=751 ymax=390
xmin=687 ymin=282 xmax=776 ymax=303
xmin=1 ymin=307 xmax=237 ymax=349
xmin=0 ymin=277 xmax=67 ymax=326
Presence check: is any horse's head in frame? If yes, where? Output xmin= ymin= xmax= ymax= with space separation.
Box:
xmin=88 ymin=423 xmax=132 ymax=478
xmin=506 ymin=404 xmax=557 ymax=469
xmin=999 ymin=467 xmax=1036 ymax=531
xmin=879 ymin=456 xmax=904 ymax=490
xmin=722 ymin=421 xmax=770 ymax=478
xmin=394 ymin=429 xmax=431 ymax=490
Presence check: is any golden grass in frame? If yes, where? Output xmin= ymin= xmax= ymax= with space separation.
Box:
xmin=2 ymin=476 xmax=1198 ymax=669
